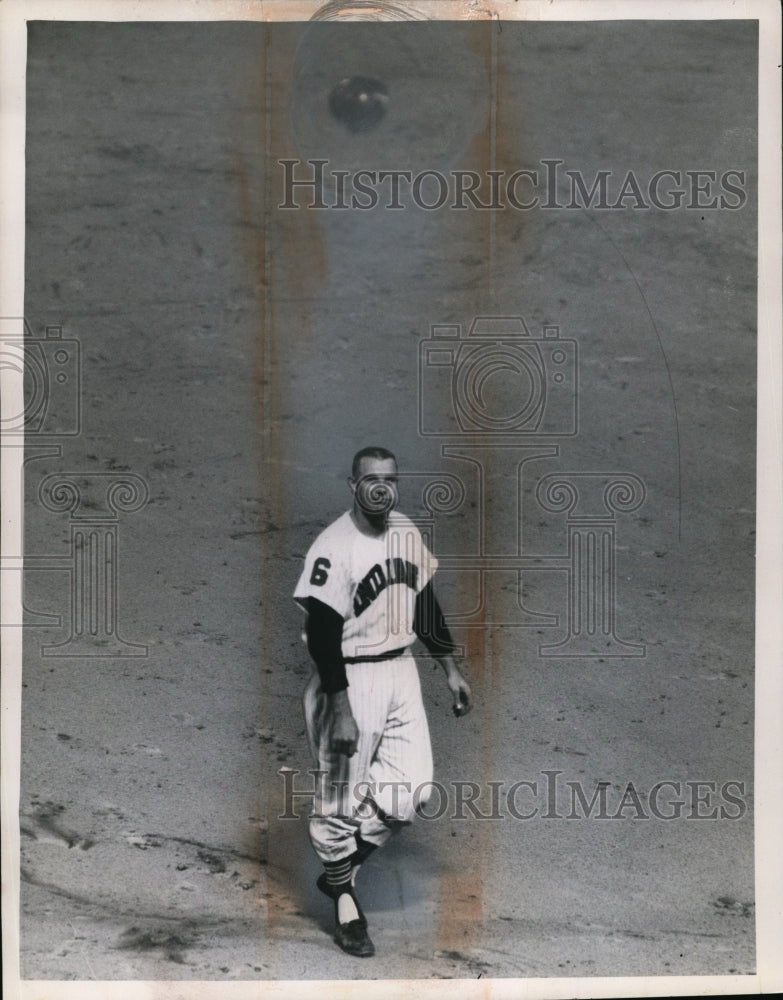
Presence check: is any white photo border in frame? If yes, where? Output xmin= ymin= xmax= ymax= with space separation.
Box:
xmin=2 ymin=2 xmax=780 ymax=998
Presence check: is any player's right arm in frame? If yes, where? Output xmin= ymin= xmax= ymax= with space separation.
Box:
xmin=304 ymin=598 xmax=359 ymax=757
xmin=325 ymin=690 xmax=359 ymax=758
xmin=294 ymin=535 xmax=358 ymax=757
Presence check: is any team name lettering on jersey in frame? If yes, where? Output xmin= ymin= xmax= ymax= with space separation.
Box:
xmin=353 ymin=558 xmax=419 ymax=617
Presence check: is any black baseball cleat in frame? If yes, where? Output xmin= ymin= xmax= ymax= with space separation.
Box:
xmin=316 ymin=874 xmax=374 ymax=954
xmin=334 ymin=918 xmax=375 ymax=958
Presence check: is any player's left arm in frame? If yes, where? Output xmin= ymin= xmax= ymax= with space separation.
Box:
xmin=413 ymin=581 xmax=472 ymax=717
xmin=437 ymin=653 xmax=472 ymax=718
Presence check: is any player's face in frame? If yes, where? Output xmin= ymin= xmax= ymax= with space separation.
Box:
xmin=352 ymin=457 xmax=399 ymax=517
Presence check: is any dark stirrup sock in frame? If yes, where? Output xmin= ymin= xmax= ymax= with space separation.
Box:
xmin=323 ymin=856 xmax=353 ymax=892
xmin=323 ymin=857 xmax=364 ymax=925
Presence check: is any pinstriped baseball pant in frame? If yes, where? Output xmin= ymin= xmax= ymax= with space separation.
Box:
xmin=303 ymin=654 xmax=434 ymax=864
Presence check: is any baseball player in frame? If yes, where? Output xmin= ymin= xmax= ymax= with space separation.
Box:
xmin=294 ymin=445 xmax=471 ymax=957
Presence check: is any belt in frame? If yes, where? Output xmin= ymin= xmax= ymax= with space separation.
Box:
xmin=343 ymin=646 xmax=410 ymax=664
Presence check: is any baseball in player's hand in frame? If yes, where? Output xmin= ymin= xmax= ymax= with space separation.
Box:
xmin=329 ymin=691 xmax=360 ymax=756
xmin=441 ymin=659 xmax=472 ymax=717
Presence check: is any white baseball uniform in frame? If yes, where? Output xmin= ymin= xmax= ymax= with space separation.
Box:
xmin=294 ymin=509 xmax=438 ymax=862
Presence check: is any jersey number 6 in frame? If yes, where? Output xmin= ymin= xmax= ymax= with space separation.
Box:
xmin=310 ymin=557 xmax=331 ymax=586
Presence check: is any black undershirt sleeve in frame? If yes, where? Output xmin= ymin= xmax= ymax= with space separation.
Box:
xmin=413 ymin=581 xmax=457 ymax=657
xmin=305 ymin=597 xmax=347 ymax=694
